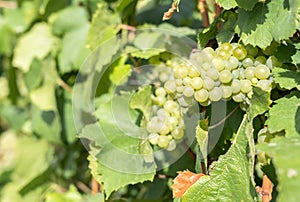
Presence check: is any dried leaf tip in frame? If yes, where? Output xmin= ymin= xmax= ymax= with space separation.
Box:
xmin=162 ymin=3 xmax=178 ymax=21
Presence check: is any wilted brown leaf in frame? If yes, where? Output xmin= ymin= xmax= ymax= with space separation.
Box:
xmin=162 ymin=3 xmax=177 ymax=21
xmin=256 ymin=174 xmax=273 ymax=202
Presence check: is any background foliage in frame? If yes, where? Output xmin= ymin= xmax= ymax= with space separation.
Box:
xmin=0 ymin=0 xmax=299 ymax=201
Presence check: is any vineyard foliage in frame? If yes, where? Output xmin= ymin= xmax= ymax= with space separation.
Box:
xmin=0 ymin=0 xmax=299 ymax=201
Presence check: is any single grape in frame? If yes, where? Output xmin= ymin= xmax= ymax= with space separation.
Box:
xmin=254 ymin=64 xmax=270 ymax=79
xmin=232 ymin=69 xmax=240 ymax=79
xmin=176 ymin=85 xmax=184 ymax=93
xmin=209 ymin=87 xmax=223 ymax=102
xmin=226 ymin=56 xmax=239 ymax=70
xmin=164 ymin=100 xmax=178 ymax=113
xmin=183 ymin=77 xmax=191 ymax=85
xmin=164 ymin=80 xmax=176 ymax=94
xmin=238 ymin=68 xmax=245 ymax=79
xmin=212 ymin=57 xmax=225 ymax=71
xmin=219 ymin=70 xmax=232 ymax=83
xmin=220 ymin=42 xmax=233 ymax=53
xmin=240 ymin=79 xmax=252 ymax=93
xmin=233 ymin=46 xmax=247 ymax=60
xmin=159 ymin=124 xmax=170 ymax=135
xmin=174 ymin=66 xmax=189 ymax=79
xmin=232 ymin=92 xmax=246 ymax=102
xmin=155 ymin=87 xmax=166 ymax=97
xmin=149 ymin=133 xmax=159 ymax=145
xmin=168 ymin=116 xmax=179 ymax=128
xmin=207 ymin=68 xmax=219 ymax=80
xmin=188 ymin=66 xmax=201 ymax=77
xmin=152 ymin=95 xmax=166 ymax=106
xmin=166 ymin=139 xmax=176 ymax=151
xmin=157 ymin=135 xmax=170 ymax=148
xmin=231 ymin=79 xmax=241 ymax=94
xmin=202 ymin=62 xmax=211 ymax=71
xmin=244 ymin=66 xmax=255 ymax=79
xmin=177 ymin=96 xmax=193 ymax=107
xmin=190 ymin=77 xmax=203 ymax=90
xmin=203 ymin=77 xmax=215 ymax=90
xmin=257 ymin=79 xmax=272 ymax=91
xmin=175 ymin=78 xmax=183 ymax=86
xmin=255 ymin=56 xmax=266 ymax=65
xmin=172 ymin=127 xmax=184 ymax=140
xmin=221 ymin=85 xmax=232 ymax=99
xmin=217 ymin=49 xmax=231 ymax=60
xmin=194 ymin=89 xmax=209 ymax=102
xmin=251 ymin=77 xmax=258 ymax=84
xmin=262 ymin=41 xmax=278 ymax=56
xmin=245 ymin=45 xmax=258 ymax=57
xmin=183 ymin=86 xmax=194 ymax=97
xmin=242 ymin=57 xmax=254 ymax=68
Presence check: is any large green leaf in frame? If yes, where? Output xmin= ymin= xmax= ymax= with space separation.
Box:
xmin=272 ymin=67 xmax=300 ymax=90
xmin=266 ymin=94 xmax=300 ymax=137
xmin=257 ymin=136 xmax=300 ymax=202
xmin=236 ymin=0 xmax=299 ymax=48
xmin=215 ymin=0 xmax=237 ymax=10
xmin=182 ymin=115 xmax=256 ymax=202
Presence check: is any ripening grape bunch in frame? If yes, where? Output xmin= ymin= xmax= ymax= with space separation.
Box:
xmin=164 ymin=43 xmax=281 ymax=106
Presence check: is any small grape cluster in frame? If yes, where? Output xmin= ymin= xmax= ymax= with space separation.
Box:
xmin=164 ymin=43 xmax=279 ymax=106
xmin=146 ymin=87 xmax=185 ymax=151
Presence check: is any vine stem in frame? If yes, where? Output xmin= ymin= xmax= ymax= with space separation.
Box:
xmin=76 ymin=181 xmax=91 ymax=193
xmin=91 ymin=178 xmax=100 ymax=195
xmin=57 ymin=78 xmax=72 ymax=93
xmin=0 ymin=1 xmax=17 ymax=8
xmin=118 ymin=24 xmax=136 ymax=31
xmin=198 ymin=0 xmax=209 ymax=27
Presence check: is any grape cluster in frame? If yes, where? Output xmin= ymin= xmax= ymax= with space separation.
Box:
xmin=146 ymin=87 xmax=185 ymax=151
xmin=164 ymin=43 xmax=279 ymax=106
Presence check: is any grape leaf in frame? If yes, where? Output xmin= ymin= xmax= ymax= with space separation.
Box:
xmin=12 ymin=23 xmax=58 ymax=72
xmin=266 ymin=94 xmax=300 ymax=137
xmin=236 ymin=0 xmax=299 ymax=48
xmin=195 ymin=119 xmax=208 ymax=170
xmin=216 ymin=11 xmax=237 ymax=44
xmin=235 ymin=0 xmax=258 ymax=10
xmin=130 ymin=85 xmax=153 ymax=121
xmin=126 ymin=46 xmax=164 ymax=59
xmin=292 ymin=43 xmax=300 ymax=67
xmin=215 ymin=0 xmax=237 ymax=10
xmin=109 ymin=56 xmax=132 ymax=85
xmin=257 ymin=136 xmax=300 ymax=202
xmin=272 ymin=67 xmax=300 ymax=90
xmin=182 ymin=116 xmax=257 ymax=202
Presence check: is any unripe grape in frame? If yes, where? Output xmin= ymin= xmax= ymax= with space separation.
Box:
xmin=245 ymin=66 xmax=255 ymax=79
xmin=164 ymin=100 xmax=178 ymax=113
xmin=231 ymin=79 xmax=241 ymax=94
xmin=164 ymin=80 xmax=176 ymax=94
xmin=245 ymin=45 xmax=258 ymax=57
xmin=240 ymin=79 xmax=252 ymax=93
xmin=194 ymin=89 xmax=209 ymax=102
xmin=172 ymin=127 xmax=184 ymax=140
xmin=209 ymin=87 xmax=223 ymax=102
xmin=217 ymin=49 xmax=231 ymax=60
xmin=262 ymin=41 xmax=278 ymax=56
xmin=227 ymin=56 xmax=239 ymax=70
xmin=152 ymin=95 xmax=166 ymax=106
xmin=219 ymin=70 xmax=232 ymax=83
xmin=175 ymin=78 xmax=183 ymax=86
xmin=221 ymin=85 xmax=232 ymax=99
xmin=220 ymin=42 xmax=233 ymax=53
xmin=159 ymin=124 xmax=170 ymax=135
xmin=255 ymin=56 xmax=266 ymax=65
xmin=232 ymin=69 xmax=240 ymax=79
xmin=168 ymin=116 xmax=179 ymax=128
xmin=251 ymin=77 xmax=258 ymax=84
xmin=190 ymin=77 xmax=203 ymax=90
xmin=174 ymin=66 xmax=188 ymax=79
xmin=254 ymin=64 xmax=270 ymax=79
xmin=183 ymin=86 xmax=194 ymax=97
xmin=232 ymin=92 xmax=246 ymax=102
xmin=178 ymin=96 xmax=193 ymax=107
xmin=183 ymin=77 xmax=192 ymax=85
xmin=242 ymin=57 xmax=254 ymax=68
xmin=188 ymin=67 xmax=201 ymax=77
xmin=149 ymin=133 xmax=159 ymax=145
xmin=166 ymin=139 xmax=176 ymax=151
xmin=207 ymin=68 xmax=219 ymax=80
xmin=233 ymin=46 xmax=247 ymax=60
xmin=203 ymin=77 xmax=215 ymax=90
xmin=176 ymin=85 xmax=184 ymax=93
xmin=157 ymin=135 xmax=170 ymax=148
xmin=202 ymin=62 xmax=211 ymax=71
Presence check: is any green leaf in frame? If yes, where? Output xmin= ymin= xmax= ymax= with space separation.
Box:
xmin=292 ymin=43 xmax=300 ymax=66
xmin=215 ymin=0 xmax=237 ymax=10
xmin=12 ymin=23 xmax=58 ymax=72
xmin=266 ymin=94 xmax=300 ymax=137
xmin=198 ymin=26 xmax=218 ymax=48
xmin=257 ymin=136 xmax=300 ymax=202
xmin=50 ymin=7 xmax=89 ymax=35
xmin=195 ymin=119 xmax=209 ymax=172
xmin=0 ymin=105 xmax=28 ymax=131
xmin=216 ymin=11 xmax=237 ymax=44
xmin=45 ymin=185 xmax=82 ymax=202
xmin=129 ymin=85 xmax=153 ymax=121
xmin=58 ymin=24 xmax=91 ymax=74
xmin=30 ymin=85 xmax=57 ymax=111
xmin=235 ymin=0 xmax=258 ymax=10
xmin=133 ymin=32 xmax=165 ymax=50
xmin=126 ymin=46 xmax=164 ymax=59
xmin=236 ymin=0 xmax=299 ymax=48
xmin=272 ymin=67 xmax=300 ymax=90
xmin=247 ymin=87 xmax=271 ymax=120
xmin=109 ymin=56 xmax=132 ymax=85
xmin=87 ymin=2 xmax=121 ymax=50
xmin=182 ymin=116 xmax=256 ymax=202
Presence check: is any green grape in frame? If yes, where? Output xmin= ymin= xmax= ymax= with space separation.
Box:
xmin=188 ymin=66 xmax=201 ymax=77
xmin=207 ymin=68 xmax=219 ymax=80
xmin=238 ymin=68 xmax=245 ymax=79
xmin=244 ymin=66 xmax=255 ymax=79
xmin=175 ymin=78 xmax=183 ymax=86
xmin=149 ymin=133 xmax=159 ymax=145
xmin=219 ymin=70 xmax=232 ymax=83
xmin=232 ymin=69 xmax=240 ymax=79
xmin=166 ymin=139 xmax=176 ymax=151
xmin=217 ymin=48 xmax=231 ymax=60
xmin=164 ymin=80 xmax=176 ymax=94
xmin=152 ymin=95 xmax=166 ymax=106
xmin=159 ymin=72 xmax=170 ymax=82
xmin=245 ymin=45 xmax=258 ymax=57
xmin=220 ymin=42 xmax=233 ymax=53
xmin=172 ymin=127 xmax=184 ymax=140
xmin=232 ymin=92 xmax=246 ymax=102
xmin=190 ymin=77 xmax=203 ymax=90
xmin=262 ymin=41 xmax=279 ymax=56
xmin=176 ymin=85 xmax=184 ymax=93
xmin=212 ymin=57 xmax=225 ymax=71
xmin=183 ymin=86 xmax=194 ymax=97
xmin=255 ymin=56 xmax=266 ymax=65
xmin=226 ymin=56 xmax=239 ymax=70
xmin=240 ymin=79 xmax=252 ymax=93
xmin=233 ymin=46 xmax=247 ymax=60
xmin=202 ymin=48 xmax=215 ymax=62
xmin=168 ymin=116 xmax=179 ymax=128
xmin=194 ymin=89 xmax=209 ymax=102
xmin=257 ymin=79 xmax=272 ymax=91
xmin=202 ymin=62 xmax=211 ymax=71
xmin=178 ymin=96 xmax=193 ymax=107
xmin=209 ymin=87 xmax=223 ymax=102
xmin=254 ymin=64 xmax=270 ymax=79
xmin=174 ymin=66 xmax=189 ymax=79
xmin=231 ymin=79 xmax=241 ymax=94
xmin=242 ymin=57 xmax=254 ymax=68
xmin=199 ymin=100 xmax=211 ymax=106
xmin=203 ymin=77 xmax=215 ymax=90
xmin=155 ymin=87 xmax=166 ymax=97
xmin=164 ymin=100 xmax=178 ymax=113
xmin=251 ymin=77 xmax=258 ymax=84
xmin=221 ymin=85 xmax=232 ymax=99
xmin=183 ymin=77 xmax=191 ymax=85
xmin=159 ymin=124 xmax=170 ymax=135
xmin=157 ymin=135 xmax=170 ymax=148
